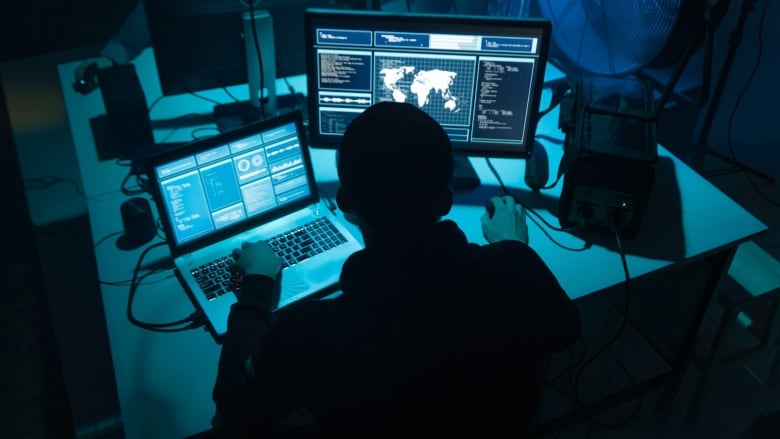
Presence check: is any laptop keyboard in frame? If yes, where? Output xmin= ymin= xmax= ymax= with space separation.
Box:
xmin=191 ymin=217 xmax=348 ymax=301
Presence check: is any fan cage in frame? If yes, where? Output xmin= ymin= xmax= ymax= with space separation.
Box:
xmin=536 ymin=0 xmax=685 ymax=76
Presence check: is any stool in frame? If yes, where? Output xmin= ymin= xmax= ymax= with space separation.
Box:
xmin=687 ymin=240 xmax=780 ymax=421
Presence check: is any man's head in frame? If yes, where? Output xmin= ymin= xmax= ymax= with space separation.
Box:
xmin=336 ymin=101 xmax=454 ymax=233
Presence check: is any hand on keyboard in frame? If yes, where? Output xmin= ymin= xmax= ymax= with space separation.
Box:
xmin=232 ymin=241 xmax=282 ymax=279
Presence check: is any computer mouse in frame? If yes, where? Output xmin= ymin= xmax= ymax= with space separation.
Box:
xmin=120 ymin=197 xmax=156 ymax=246
xmin=485 ymin=201 xmax=495 ymax=219
xmin=525 ymin=141 xmax=549 ymax=191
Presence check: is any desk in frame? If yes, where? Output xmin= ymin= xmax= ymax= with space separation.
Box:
xmin=58 ymin=50 xmax=767 ymax=438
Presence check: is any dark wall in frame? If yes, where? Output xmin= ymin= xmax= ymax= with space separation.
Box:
xmin=704 ymin=0 xmax=780 ymax=176
xmin=1 ymin=0 xmax=137 ymax=61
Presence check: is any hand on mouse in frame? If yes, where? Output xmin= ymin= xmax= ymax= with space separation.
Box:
xmin=231 ymin=241 xmax=282 ymax=279
xmin=480 ymin=195 xmax=529 ymax=244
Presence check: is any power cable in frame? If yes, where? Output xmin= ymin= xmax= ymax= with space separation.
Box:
xmin=126 ymin=241 xmax=205 ymax=332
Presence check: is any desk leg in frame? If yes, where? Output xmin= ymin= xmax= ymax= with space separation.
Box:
xmin=654 ymin=247 xmax=737 ymax=415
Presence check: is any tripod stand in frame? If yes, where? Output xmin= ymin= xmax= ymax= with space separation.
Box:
xmin=688 ymin=0 xmax=775 ymax=183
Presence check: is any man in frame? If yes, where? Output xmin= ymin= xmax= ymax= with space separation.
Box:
xmin=213 ymin=101 xmax=581 ymax=436
xmin=72 ymin=1 xmax=149 ymax=94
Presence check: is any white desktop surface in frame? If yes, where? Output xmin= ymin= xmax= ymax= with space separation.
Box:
xmin=88 ymin=191 xmax=217 ymax=437
xmin=59 ymin=49 xmax=767 ymax=438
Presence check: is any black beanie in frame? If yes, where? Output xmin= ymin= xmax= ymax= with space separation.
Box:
xmin=337 ymin=101 xmax=454 ymax=220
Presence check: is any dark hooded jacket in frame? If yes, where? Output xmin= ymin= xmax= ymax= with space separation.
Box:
xmin=213 ymin=220 xmax=581 ymax=437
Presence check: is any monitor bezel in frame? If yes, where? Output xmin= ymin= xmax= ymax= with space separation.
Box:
xmin=303 ymin=8 xmax=552 ymax=159
xmin=144 ymin=110 xmax=319 ymax=257
xmin=144 ymin=0 xmax=250 ymax=97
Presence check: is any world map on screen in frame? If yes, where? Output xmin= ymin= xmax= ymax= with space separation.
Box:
xmin=380 ymin=66 xmax=459 ymax=110
xmin=374 ymin=55 xmax=475 ymax=126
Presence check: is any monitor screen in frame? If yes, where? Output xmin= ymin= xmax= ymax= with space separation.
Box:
xmin=270 ymin=1 xmax=354 ymax=78
xmin=144 ymin=1 xmax=357 ymax=98
xmin=303 ymin=8 xmax=551 ymax=158
xmin=144 ymin=0 xmax=249 ymax=96
xmin=147 ymin=111 xmax=316 ymax=249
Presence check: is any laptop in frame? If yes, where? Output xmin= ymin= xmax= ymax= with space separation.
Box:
xmin=144 ymin=110 xmax=363 ymax=339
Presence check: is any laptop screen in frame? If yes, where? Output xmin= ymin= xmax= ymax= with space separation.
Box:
xmin=147 ymin=112 xmax=317 ymax=250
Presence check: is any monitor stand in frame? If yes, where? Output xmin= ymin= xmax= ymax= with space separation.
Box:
xmin=213 ymin=92 xmax=305 ymax=132
xmin=213 ymin=101 xmax=263 ymax=131
xmin=211 ymin=9 xmax=300 ymax=133
xmin=451 ymin=155 xmax=481 ymax=191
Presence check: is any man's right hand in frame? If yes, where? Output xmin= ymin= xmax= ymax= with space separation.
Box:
xmin=480 ymin=195 xmax=529 ymax=244
xmin=231 ymin=241 xmax=282 ymax=279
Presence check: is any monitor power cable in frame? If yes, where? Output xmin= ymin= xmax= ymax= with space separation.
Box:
xmin=485 ymin=157 xmax=590 ymax=252
xmin=147 ymin=95 xmax=165 ymax=113
xmin=545 ymin=338 xmax=643 ymax=437
xmin=25 ymin=176 xmax=85 ymax=197
xmin=247 ymin=0 xmax=266 ymax=119
xmin=571 ymin=224 xmax=642 ymax=428
xmin=127 ymin=241 xmax=206 ymax=332
xmin=120 ymin=166 xmax=150 ymax=196
xmin=485 ymin=150 xmax=642 ymax=432
xmin=537 ymin=79 xmax=572 ymax=122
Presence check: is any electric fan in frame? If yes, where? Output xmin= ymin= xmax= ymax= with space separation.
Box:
xmin=532 ymin=0 xmax=706 ymax=237
xmin=534 ymin=0 xmax=727 ymax=77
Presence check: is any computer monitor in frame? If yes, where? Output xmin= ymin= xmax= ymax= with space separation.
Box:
xmin=144 ymin=0 xmax=250 ymax=97
xmin=303 ymin=8 xmax=551 ymax=189
xmin=143 ymin=1 xmax=356 ymax=128
xmin=270 ymin=1 xmax=355 ymax=79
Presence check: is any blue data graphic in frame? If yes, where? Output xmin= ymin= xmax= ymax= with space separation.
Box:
xmin=240 ymin=177 xmax=277 ymax=216
xmin=471 ymin=58 xmax=534 ymax=143
xmin=233 ymin=149 xmax=270 ymax=185
xmin=155 ymin=120 xmax=313 ymax=245
xmin=318 ymin=51 xmax=372 ymax=91
xmin=201 ymin=160 xmax=242 ymax=211
xmin=374 ymin=31 xmax=429 ymax=48
xmin=161 ymin=171 xmax=215 ymax=244
xmin=316 ymin=29 xmax=372 ymax=46
xmin=374 ymin=53 xmax=475 ymax=127
xmin=212 ymin=203 xmax=247 ymax=230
